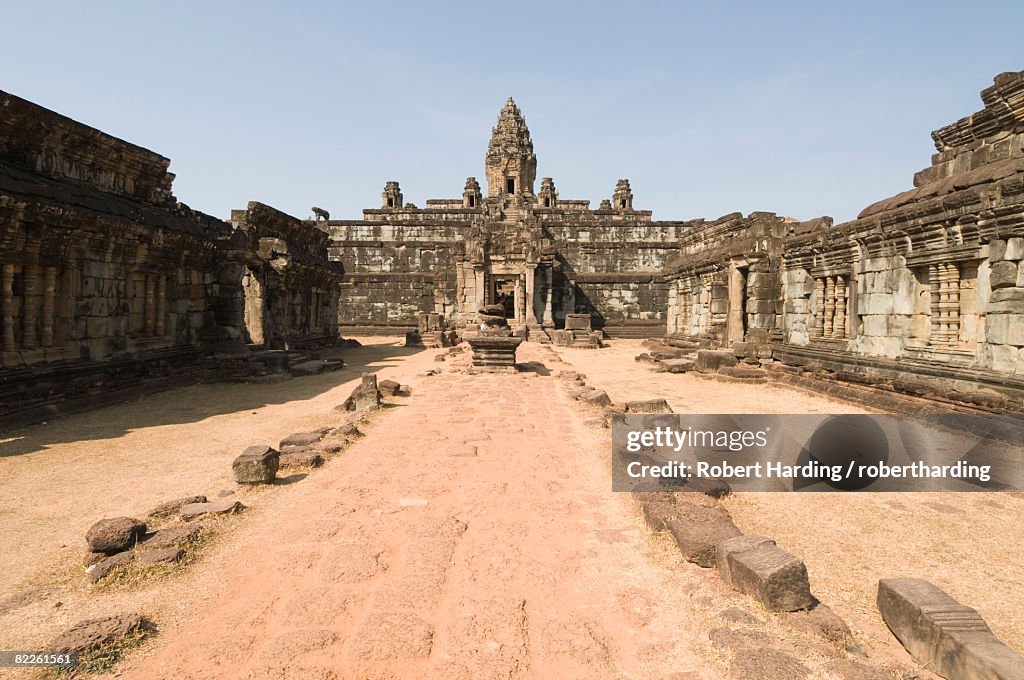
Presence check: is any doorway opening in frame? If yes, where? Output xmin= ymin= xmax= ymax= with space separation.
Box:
xmin=506 ymin=178 xmax=516 ymax=194
xmin=493 ymin=278 xmax=516 ymax=319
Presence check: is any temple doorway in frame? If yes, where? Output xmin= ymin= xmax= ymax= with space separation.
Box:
xmin=493 ymin=278 xmax=516 ymax=319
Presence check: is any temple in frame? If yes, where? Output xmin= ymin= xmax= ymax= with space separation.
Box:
xmin=2 ymin=70 xmax=1024 ymax=426
xmin=323 ymin=98 xmax=686 ymax=340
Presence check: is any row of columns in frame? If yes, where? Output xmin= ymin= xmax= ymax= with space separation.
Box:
xmin=812 ymin=275 xmax=848 ymax=340
xmin=2 ymin=263 xmax=59 ymax=353
xmin=929 ymin=262 xmax=960 ymax=347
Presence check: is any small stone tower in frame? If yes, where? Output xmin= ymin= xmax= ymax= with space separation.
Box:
xmin=613 ymin=179 xmax=633 ymax=210
xmin=382 ymin=181 xmax=403 ymax=209
xmin=538 ymin=177 xmax=558 ymax=208
xmin=463 ymin=177 xmax=482 ymax=208
xmin=485 ymin=98 xmax=537 ymax=199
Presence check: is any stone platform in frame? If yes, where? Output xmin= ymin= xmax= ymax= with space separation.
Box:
xmin=466 ymin=335 xmax=523 ymax=372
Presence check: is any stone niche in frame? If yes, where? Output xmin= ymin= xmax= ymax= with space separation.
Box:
xmin=0 ymin=89 xmax=247 ymax=427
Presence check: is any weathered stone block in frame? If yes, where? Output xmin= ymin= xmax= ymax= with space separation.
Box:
xmin=232 ymin=445 xmax=279 ymax=484
xmin=1005 ymin=237 xmax=1024 ymax=261
xmin=180 ymin=499 xmax=245 ymax=520
xmin=990 ymin=261 xmax=1018 ymax=289
xmin=342 ymin=373 xmax=382 ymax=411
xmin=624 ymin=398 xmax=673 ymax=413
xmin=877 ymin=578 xmax=1024 ymax=680
xmin=86 ymin=517 xmax=147 ymax=554
xmin=717 ymin=535 xmax=813 ymax=612
xmin=695 ymin=349 xmax=738 ymax=373
xmin=664 ymin=504 xmax=742 ymax=568
xmin=989 ymin=238 xmax=1008 ymax=262
xmin=986 ymin=314 xmax=1024 ymax=346
xmin=583 ymin=390 xmax=612 ymax=407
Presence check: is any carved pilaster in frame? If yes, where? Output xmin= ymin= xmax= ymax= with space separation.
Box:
xmin=42 ymin=266 xmax=56 ymax=347
xmin=155 ymin=275 xmax=166 ymax=336
xmin=2 ymin=264 xmax=14 ymax=352
xmin=823 ymin=276 xmax=836 ymax=338
xmin=22 ymin=263 xmax=38 ymax=349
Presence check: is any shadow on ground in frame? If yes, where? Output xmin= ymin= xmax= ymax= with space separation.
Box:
xmin=0 ymin=340 xmax=423 ymax=458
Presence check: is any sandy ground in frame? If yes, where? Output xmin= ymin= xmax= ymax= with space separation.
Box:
xmin=0 ymin=337 xmax=1016 ymax=678
xmin=0 ymin=339 xmax=429 ymax=653
xmin=554 ymin=340 xmax=1024 ymax=654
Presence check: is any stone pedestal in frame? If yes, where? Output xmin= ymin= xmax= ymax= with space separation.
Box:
xmin=467 ymin=336 xmax=523 ymax=372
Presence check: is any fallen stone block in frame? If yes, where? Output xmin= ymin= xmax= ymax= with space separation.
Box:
xmin=341 ymin=373 xmax=382 ymax=412
xmin=87 ymin=551 xmax=134 ymax=582
xmin=136 ymin=547 xmax=184 ymax=567
xmin=378 ymin=379 xmax=402 ymax=397
xmin=232 ymin=445 xmax=280 ymax=484
xmin=180 ymin=499 xmax=245 ymax=521
xmin=658 ymin=358 xmax=695 ymax=373
xmin=624 ymin=398 xmax=673 ymax=413
xmin=683 ymin=476 xmax=732 ymax=498
xmin=583 ymin=390 xmax=612 ymax=407
xmin=695 ymin=349 xmax=739 ymax=374
xmin=280 ymin=450 xmax=325 ymax=468
xmin=51 ymin=614 xmax=149 ymax=654
xmin=663 ymin=504 xmax=742 ymax=568
xmin=877 ymin=578 xmax=1024 ymax=680
xmin=780 ymin=602 xmax=852 ymax=650
xmin=289 ymin=360 xmax=329 ymax=376
xmin=141 ymin=525 xmax=201 ymax=550
xmin=717 ymin=535 xmax=814 ymax=612
xmin=279 ymin=429 xmax=330 ymax=449
xmin=86 ymin=517 xmax=147 ymax=554
xmin=148 ymin=496 xmax=207 ymax=518
xmin=719 ymin=366 xmax=768 ymax=380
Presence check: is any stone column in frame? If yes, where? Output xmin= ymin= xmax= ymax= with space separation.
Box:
xmin=22 ymin=263 xmax=38 ymax=349
xmin=475 ymin=267 xmax=486 ymax=309
xmin=2 ymin=264 xmax=14 ymax=352
xmin=823 ymin=276 xmax=836 ymax=338
xmin=514 ymin=276 xmax=523 ymax=322
xmin=155 ymin=275 xmax=166 ymax=336
xmin=813 ymin=277 xmax=825 ymax=338
xmin=928 ymin=264 xmax=941 ymax=346
xmin=544 ymin=267 xmax=553 ymax=327
xmin=834 ymin=276 xmax=847 ymax=340
xmin=525 ymin=265 xmax=537 ymax=324
xmin=665 ymin=280 xmax=679 ymax=333
xmin=946 ymin=263 xmax=960 ymax=346
xmin=144 ymin=274 xmax=156 ymax=336
xmin=42 ymin=266 xmax=56 ymax=347
xmin=727 ymin=262 xmax=746 ymax=343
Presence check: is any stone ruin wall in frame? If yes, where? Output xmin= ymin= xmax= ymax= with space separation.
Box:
xmin=0 ymin=90 xmax=251 ymax=426
xmin=663 ymin=71 xmax=1024 ymax=408
xmin=543 ymin=218 xmax=688 ymax=335
xmin=324 ymin=215 xmax=472 ymax=333
xmin=0 ymin=92 xmax=342 ymax=427
xmin=230 ymin=202 xmax=343 ymax=350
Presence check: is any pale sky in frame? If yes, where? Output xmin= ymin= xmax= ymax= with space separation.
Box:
xmin=3 ymin=1 xmax=1022 ymax=224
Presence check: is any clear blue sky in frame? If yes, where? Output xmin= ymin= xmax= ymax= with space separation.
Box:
xmin=3 ymin=1 xmax=1022 ymax=224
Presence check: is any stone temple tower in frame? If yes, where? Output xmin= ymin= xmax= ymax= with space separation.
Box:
xmin=485 ymin=98 xmax=537 ymax=199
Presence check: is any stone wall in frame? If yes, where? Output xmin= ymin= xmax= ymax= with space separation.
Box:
xmin=0 ymin=90 xmax=247 ymax=427
xmin=662 ymin=71 xmax=1024 ymax=408
xmin=230 ymin=202 xmax=344 ymax=349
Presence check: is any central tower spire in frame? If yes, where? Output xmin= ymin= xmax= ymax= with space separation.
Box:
xmin=485 ymin=97 xmax=537 ymax=199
